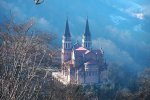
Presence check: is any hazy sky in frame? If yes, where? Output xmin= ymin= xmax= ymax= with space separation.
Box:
xmin=0 ymin=0 xmax=150 ymax=70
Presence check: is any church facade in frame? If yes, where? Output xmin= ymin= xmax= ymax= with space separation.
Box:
xmin=60 ymin=19 xmax=107 ymax=85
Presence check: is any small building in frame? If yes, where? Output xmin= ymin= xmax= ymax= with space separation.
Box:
xmin=52 ymin=19 xmax=107 ymax=85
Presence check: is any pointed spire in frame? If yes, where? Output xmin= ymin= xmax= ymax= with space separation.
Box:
xmin=64 ymin=18 xmax=71 ymax=37
xmin=82 ymin=18 xmax=92 ymax=49
xmin=84 ymin=18 xmax=91 ymax=37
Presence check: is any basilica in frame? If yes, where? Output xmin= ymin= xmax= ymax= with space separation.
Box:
xmin=52 ymin=19 xmax=107 ymax=85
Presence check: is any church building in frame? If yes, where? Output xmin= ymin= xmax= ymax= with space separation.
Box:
xmin=52 ymin=18 xmax=107 ymax=85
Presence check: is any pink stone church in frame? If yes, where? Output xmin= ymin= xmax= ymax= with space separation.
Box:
xmin=52 ymin=19 xmax=107 ymax=85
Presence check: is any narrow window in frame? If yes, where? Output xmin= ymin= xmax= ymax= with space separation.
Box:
xmin=87 ymin=43 xmax=88 ymax=48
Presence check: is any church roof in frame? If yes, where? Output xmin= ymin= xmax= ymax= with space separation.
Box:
xmin=64 ymin=18 xmax=71 ymax=37
xmin=74 ymin=46 xmax=103 ymax=58
xmin=75 ymin=47 xmax=87 ymax=51
xmin=85 ymin=50 xmax=91 ymax=54
xmin=84 ymin=61 xmax=97 ymax=65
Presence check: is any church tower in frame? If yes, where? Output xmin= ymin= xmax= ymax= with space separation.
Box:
xmin=82 ymin=19 xmax=92 ymax=50
xmin=61 ymin=18 xmax=72 ymax=74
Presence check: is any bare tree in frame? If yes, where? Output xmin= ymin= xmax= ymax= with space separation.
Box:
xmin=0 ymin=15 xmax=56 ymax=100
xmin=136 ymin=68 xmax=150 ymax=100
